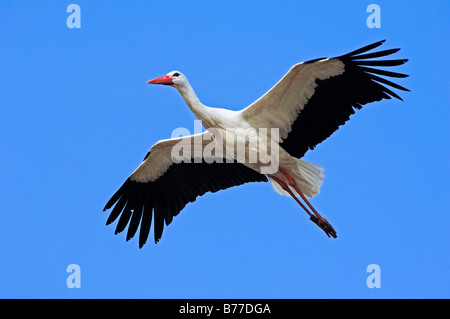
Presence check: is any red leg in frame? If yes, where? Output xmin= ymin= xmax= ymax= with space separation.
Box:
xmin=269 ymin=175 xmax=314 ymax=218
xmin=278 ymin=168 xmax=337 ymax=238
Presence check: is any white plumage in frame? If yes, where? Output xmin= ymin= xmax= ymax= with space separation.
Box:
xmin=241 ymin=58 xmax=346 ymax=140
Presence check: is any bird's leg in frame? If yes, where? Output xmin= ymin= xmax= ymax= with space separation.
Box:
xmin=278 ymin=167 xmax=337 ymax=238
xmin=269 ymin=175 xmax=314 ymax=219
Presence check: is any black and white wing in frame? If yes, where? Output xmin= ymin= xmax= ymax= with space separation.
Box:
xmin=103 ymin=132 xmax=267 ymax=247
xmin=240 ymin=40 xmax=409 ymax=158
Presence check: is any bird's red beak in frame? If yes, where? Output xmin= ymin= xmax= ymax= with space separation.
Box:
xmin=147 ymin=75 xmax=174 ymax=85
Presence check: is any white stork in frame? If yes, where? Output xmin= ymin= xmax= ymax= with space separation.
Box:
xmin=103 ymin=40 xmax=409 ymax=247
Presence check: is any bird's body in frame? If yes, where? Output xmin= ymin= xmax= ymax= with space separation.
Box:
xmin=104 ymin=40 xmax=409 ymax=247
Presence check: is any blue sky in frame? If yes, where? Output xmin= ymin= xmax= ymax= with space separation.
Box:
xmin=0 ymin=1 xmax=448 ymax=298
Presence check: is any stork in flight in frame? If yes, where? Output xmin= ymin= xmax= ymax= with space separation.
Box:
xmin=103 ymin=40 xmax=409 ymax=247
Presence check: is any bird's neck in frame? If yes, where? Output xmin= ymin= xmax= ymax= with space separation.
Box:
xmin=176 ymin=83 xmax=213 ymax=127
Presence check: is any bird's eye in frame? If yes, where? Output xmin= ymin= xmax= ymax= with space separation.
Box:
xmin=173 ymin=72 xmax=180 ymax=77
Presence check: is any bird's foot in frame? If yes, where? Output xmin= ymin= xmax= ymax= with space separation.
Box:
xmin=310 ymin=215 xmax=337 ymax=238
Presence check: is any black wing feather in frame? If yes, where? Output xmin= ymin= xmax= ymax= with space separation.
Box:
xmin=126 ymin=187 xmax=144 ymax=241
xmin=340 ymin=39 xmax=386 ymax=57
xmin=280 ymin=41 xmax=409 ymax=158
xmin=357 ymin=66 xmax=408 ymax=78
xmin=351 ymin=48 xmax=400 ymax=60
xmin=104 ymin=160 xmax=268 ymax=247
xmin=139 ymin=186 xmax=153 ymax=247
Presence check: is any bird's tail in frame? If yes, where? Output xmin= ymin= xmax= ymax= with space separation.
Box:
xmin=269 ymin=159 xmax=324 ymax=199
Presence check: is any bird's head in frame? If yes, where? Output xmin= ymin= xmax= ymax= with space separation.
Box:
xmin=147 ymin=71 xmax=187 ymax=88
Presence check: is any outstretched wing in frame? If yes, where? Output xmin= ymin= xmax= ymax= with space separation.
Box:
xmin=103 ymin=132 xmax=267 ymax=247
xmin=240 ymin=40 xmax=409 ymax=158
